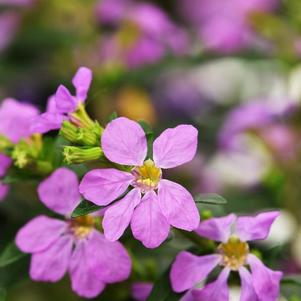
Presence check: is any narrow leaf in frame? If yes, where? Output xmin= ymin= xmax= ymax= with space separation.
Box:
xmin=0 ymin=243 xmax=27 ymax=268
xmin=194 ymin=194 xmax=227 ymax=205
xmin=71 ymin=200 xmax=102 ymax=218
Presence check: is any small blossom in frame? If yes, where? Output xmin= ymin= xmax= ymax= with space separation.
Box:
xmin=178 ymin=0 xmax=277 ymax=53
xmin=16 ymin=167 xmax=131 ymax=298
xmin=97 ymin=0 xmax=188 ymax=68
xmin=30 ymin=67 xmax=93 ymax=134
xmin=170 ymin=212 xmax=283 ymax=301
xmin=80 ymin=117 xmax=200 ymax=248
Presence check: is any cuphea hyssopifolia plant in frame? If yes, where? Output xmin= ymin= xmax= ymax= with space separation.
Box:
xmin=0 ymin=66 xmax=284 ymax=300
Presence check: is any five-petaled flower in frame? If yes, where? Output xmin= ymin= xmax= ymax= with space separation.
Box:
xmin=170 ymin=212 xmax=283 ymax=301
xmin=30 ymin=67 xmax=93 ymax=134
xmin=79 ymin=117 xmax=200 ymax=248
xmin=16 ymin=167 xmax=131 ymax=299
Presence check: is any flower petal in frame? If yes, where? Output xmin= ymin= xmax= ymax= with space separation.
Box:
xmin=192 ymin=268 xmax=230 ymax=301
xmin=79 ymin=168 xmax=133 ymax=206
xmin=132 ymin=282 xmax=153 ymax=301
xmin=196 ymin=214 xmax=236 ymax=242
xmin=239 ymin=267 xmax=259 ymax=301
xmin=153 ymin=124 xmax=198 ymax=169
xmin=0 ymin=153 xmax=11 ymax=177
xmin=30 ymin=112 xmax=65 ymax=134
xmin=16 ymin=215 xmax=67 ymax=253
xmin=236 ymin=211 xmax=280 ymax=242
xmin=72 ymin=67 xmax=93 ymax=101
xmin=0 ymin=181 xmax=8 ymax=201
xmin=101 ymin=117 xmax=147 ymax=166
xmin=131 ymin=191 xmax=170 ymax=248
xmin=38 ymin=168 xmax=81 ymax=216
xmin=0 ymin=98 xmax=39 ymax=143
xmin=87 ymin=231 xmax=131 ymax=283
xmin=247 ymin=254 xmax=282 ymax=301
xmin=69 ymin=240 xmax=106 ymax=298
xmin=55 ymin=85 xmax=77 ymax=114
xmin=170 ymin=251 xmax=221 ymax=293
xmin=103 ymin=188 xmax=141 ymax=241
xmin=158 ymin=180 xmax=200 ymax=231
xmin=30 ymin=235 xmax=73 ymax=282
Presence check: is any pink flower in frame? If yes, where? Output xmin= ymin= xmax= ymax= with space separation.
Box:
xmin=97 ymin=0 xmax=188 ymax=68
xmin=170 ymin=212 xmax=283 ymax=301
xmin=16 ymin=167 xmax=131 ymax=298
xmin=79 ymin=117 xmax=200 ymax=248
xmin=30 ymin=67 xmax=92 ymax=134
xmin=0 ymin=98 xmax=39 ymax=143
xmin=132 ymin=282 xmax=153 ymax=301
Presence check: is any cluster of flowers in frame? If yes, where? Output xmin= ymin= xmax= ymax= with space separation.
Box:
xmin=0 ymin=67 xmax=283 ymax=300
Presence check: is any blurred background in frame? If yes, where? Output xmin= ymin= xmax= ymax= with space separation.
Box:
xmin=1 ymin=0 xmax=301 ymax=300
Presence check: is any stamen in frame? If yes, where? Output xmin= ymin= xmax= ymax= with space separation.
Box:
xmin=69 ymin=215 xmax=95 ymax=240
xmin=218 ymin=236 xmax=249 ymax=271
xmin=132 ymin=159 xmax=162 ymax=193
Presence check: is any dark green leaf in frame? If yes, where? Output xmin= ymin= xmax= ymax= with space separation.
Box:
xmin=0 ymin=242 xmax=27 ymax=268
xmin=147 ymin=267 xmax=183 ymax=301
xmin=282 ymin=275 xmax=301 ymax=287
xmin=107 ymin=111 xmax=118 ymax=123
xmin=195 ymin=194 xmax=227 ymax=205
xmin=71 ymin=200 xmax=102 ymax=218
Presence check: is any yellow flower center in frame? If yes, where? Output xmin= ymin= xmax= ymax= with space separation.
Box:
xmin=218 ymin=236 xmax=249 ymax=271
xmin=132 ymin=159 xmax=162 ymax=192
xmin=70 ymin=215 xmax=95 ymax=240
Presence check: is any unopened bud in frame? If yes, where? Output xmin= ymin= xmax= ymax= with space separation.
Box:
xmin=60 ymin=121 xmax=103 ymax=146
xmin=63 ymin=146 xmax=103 ymax=164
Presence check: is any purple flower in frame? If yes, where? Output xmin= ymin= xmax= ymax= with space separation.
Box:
xmin=132 ymin=282 xmax=153 ymax=301
xmin=16 ymin=167 xmax=131 ymax=298
xmin=30 ymin=67 xmax=92 ymax=134
xmin=0 ymin=12 xmax=20 ymax=52
xmin=97 ymin=0 xmax=188 ymax=68
xmin=178 ymin=0 xmax=277 ymax=53
xmin=79 ymin=117 xmax=200 ymax=248
xmin=219 ymin=99 xmax=295 ymax=150
xmin=170 ymin=212 xmax=283 ymax=301
xmin=0 ymin=98 xmax=39 ymax=143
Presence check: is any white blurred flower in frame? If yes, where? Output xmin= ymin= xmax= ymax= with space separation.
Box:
xmin=209 ymin=135 xmax=271 ymax=187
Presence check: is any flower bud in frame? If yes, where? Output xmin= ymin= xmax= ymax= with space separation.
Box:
xmin=63 ymin=146 xmax=103 ymax=164
xmin=60 ymin=121 xmax=103 ymax=146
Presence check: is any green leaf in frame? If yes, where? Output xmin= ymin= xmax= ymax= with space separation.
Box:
xmin=107 ymin=111 xmax=118 ymax=123
xmin=71 ymin=200 xmax=102 ymax=218
xmin=195 ymin=193 xmax=227 ymax=205
xmin=147 ymin=267 xmax=183 ymax=301
xmin=0 ymin=242 xmax=27 ymax=268
xmin=282 ymin=275 xmax=301 ymax=287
